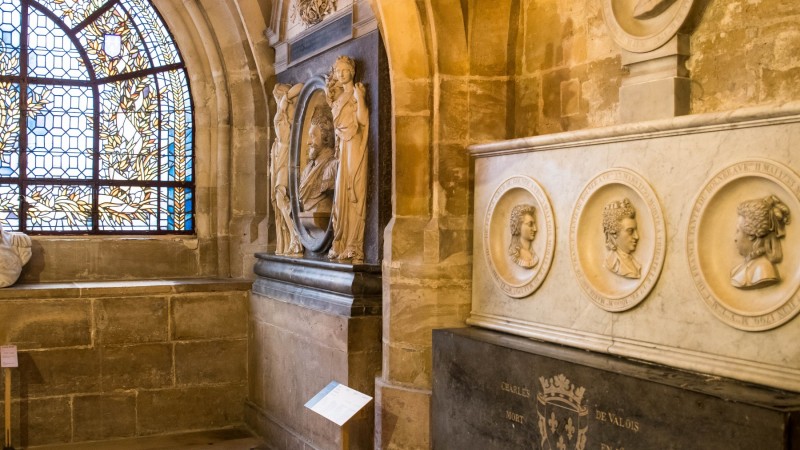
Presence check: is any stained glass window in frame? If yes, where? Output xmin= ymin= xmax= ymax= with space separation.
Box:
xmin=0 ymin=0 xmax=193 ymax=234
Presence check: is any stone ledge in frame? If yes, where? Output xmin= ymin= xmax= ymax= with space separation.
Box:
xmin=0 ymin=278 xmax=253 ymax=300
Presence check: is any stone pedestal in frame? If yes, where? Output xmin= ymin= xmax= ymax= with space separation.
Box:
xmin=247 ymin=254 xmax=382 ymax=450
xmin=620 ymin=34 xmax=690 ymax=122
xmin=432 ymin=327 xmax=800 ymax=450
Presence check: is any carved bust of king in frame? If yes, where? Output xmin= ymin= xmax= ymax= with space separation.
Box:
xmin=299 ymin=107 xmax=338 ymax=214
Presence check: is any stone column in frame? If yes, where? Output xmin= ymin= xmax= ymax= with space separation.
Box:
xmin=619 ymin=34 xmax=690 ymax=122
xmin=602 ymin=0 xmax=696 ymax=122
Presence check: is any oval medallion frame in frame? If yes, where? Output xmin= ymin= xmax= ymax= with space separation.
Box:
xmin=602 ymin=0 xmax=694 ymax=53
xmin=289 ymin=75 xmax=334 ymax=253
xmin=570 ymin=168 xmax=666 ymax=312
xmin=484 ymin=176 xmax=555 ymax=299
xmin=687 ymin=159 xmax=800 ymax=331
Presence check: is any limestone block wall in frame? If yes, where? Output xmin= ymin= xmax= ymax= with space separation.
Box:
xmin=0 ymin=279 xmax=250 ymax=448
xmin=510 ymin=0 xmax=800 ymax=138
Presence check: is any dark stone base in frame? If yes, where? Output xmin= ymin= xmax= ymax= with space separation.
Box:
xmin=253 ymin=252 xmax=380 ymax=316
xmin=432 ymin=328 xmax=800 ymax=450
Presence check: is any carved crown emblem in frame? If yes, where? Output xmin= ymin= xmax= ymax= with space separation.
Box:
xmin=538 ymin=374 xmax=587 ymax=410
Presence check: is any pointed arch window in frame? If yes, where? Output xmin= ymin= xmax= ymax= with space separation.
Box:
xmin=0 ymin=0 xmax=193 ymax=233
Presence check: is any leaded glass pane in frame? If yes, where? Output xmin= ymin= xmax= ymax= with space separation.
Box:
xmin=26 ymin=183 xmax=93 ymax=231
xmin=98 ymin=75 xmax=159 ymax=180
xmin=28 ymin=6 xmax=90 ymax=80
xmin=26 ymin=84 xmax=93 ymax=179
xmin=0 ymin=184 xmax=19 ymax=229
xmin=0 ymin=0 xmax=20 ymax=76
xmin=99 ymin=184 xmax=157 ymax=230
xmin=35 ymin=0 xmax=109 ymax=30
xmin=0 ymin=0 xmax=192 ymax=234
xmin=160 ymin=186 xmax=192 ymax=231
xmin=79 ymin=3 xmax=149 ymax=78
xmin=0 ymin=82 xmax=20 ymax=176
xmin=121 ymin=0 xmax=180 ymax=66
xmin=157 ymin=69 xmax=191 ymax=182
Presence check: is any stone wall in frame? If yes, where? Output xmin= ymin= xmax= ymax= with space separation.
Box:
xmin=510 ymin=0 xmax=800 ymax=137
xmin=0 ymin=279 xmax=250 ymax=448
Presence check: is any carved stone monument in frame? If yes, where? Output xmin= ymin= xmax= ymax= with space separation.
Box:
xmin=271 ymin=82 xmax=304 ymax=256
xmin=468 ymin=105 xmax=800 ymax=393
xmin=253 ymin=29 xmax=389 ymax=450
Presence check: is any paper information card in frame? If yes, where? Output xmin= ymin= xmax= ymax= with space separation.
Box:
xmin=0 ymin=346 xmax=18 ymax=368
xmin=304 ymin=381 xmax=373 ymax=426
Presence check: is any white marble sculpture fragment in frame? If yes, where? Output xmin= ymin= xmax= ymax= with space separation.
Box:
xmin=0 ymin=225 xmax=31 ymax=287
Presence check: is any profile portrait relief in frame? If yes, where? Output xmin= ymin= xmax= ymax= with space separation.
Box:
xmin=299 ymin=106 xmax=338 ymax=215
xmin=602 ymin=198 xmax=641 ymax=279
xmin=508 ymin=204 xmax=539 ymax=269
xmin=731 ymin=195 xmax=791 ymax=290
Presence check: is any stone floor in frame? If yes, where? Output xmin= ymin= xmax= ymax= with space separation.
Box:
xmin=30 ymin=428 xmax=266 ymax=450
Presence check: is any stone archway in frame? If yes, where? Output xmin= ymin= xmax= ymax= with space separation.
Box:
xmin=154 ymin=0 xmax=273 ymax=279
xmin=367 ymin=0 xmax=519 ymax=447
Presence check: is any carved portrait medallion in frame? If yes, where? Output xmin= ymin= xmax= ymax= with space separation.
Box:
xmin=289 ymin=75 xmax=335 ymax=253
xmin=484 ymin=176 xmax=555 ymax=298
xmin=570 ymin=168 xmax=666 ymax=312
xmin=688 ymin=159 xmax=800 ymax=331
xmin=602 ymin=0 xmax=694 ymax=52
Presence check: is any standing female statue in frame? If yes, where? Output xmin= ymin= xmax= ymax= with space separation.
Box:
xmin=324 ymin=56 xmax=369 ymax=262
xmin=271 ymin=83 xmax=304 ymax=256
xmin=731 ymin=195 xmax=791 ymax=289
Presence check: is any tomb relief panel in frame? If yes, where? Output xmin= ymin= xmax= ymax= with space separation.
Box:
xmin=688 ymin=159 xmax=800 ymax=331
xmin=603 ymin=0 xmax=694 ymax=52
xmin=484 ymin=176 xmax=555 ymax=299
xmin=286 ymin=55 xmax=370 ymax=261
xmin=570 ymin=168 xmax=666 ymax=312
xmin=289 ymin=76 xmax=335 ymax=253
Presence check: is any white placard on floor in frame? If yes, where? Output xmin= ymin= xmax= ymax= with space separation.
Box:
xmin=304 ymin=381 xmax=373 ymax=426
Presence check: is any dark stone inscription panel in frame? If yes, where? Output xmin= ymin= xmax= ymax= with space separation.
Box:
xmin=432 ymin=328 xmax=800 ymax=450
xmin=290 ymin=13 xmax=352 ymax=63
